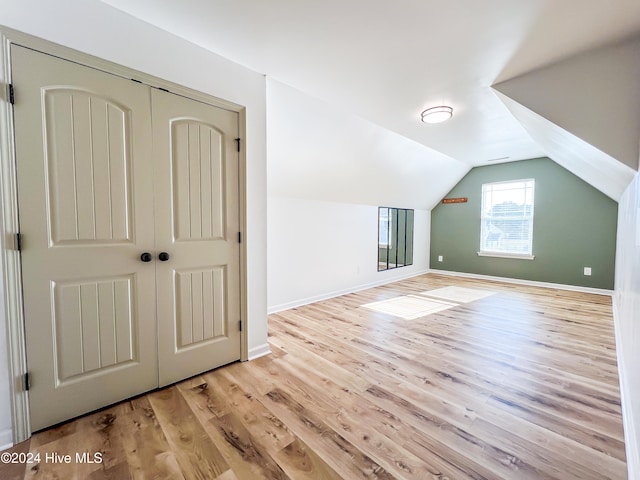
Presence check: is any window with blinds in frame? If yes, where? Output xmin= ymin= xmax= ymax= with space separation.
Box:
xmin=480 ymin=179 xmax=535 ymax=257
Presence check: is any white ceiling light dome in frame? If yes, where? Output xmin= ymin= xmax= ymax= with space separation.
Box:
xmin=421 ymin=106 xmax=453 ymax=124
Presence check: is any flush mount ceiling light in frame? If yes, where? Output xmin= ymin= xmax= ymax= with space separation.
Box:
xmin=421 ymin=105 xmax=453 ymax=124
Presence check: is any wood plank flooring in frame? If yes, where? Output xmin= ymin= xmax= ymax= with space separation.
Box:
xmin=0 ymin=273 xmax=627 ymax=479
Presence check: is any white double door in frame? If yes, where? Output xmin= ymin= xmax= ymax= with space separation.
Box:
xmin=12 ymin=46 xmax=242 ymax=431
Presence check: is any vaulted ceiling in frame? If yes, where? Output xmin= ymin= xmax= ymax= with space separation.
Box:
xmin=99 ymin=0 xmax=640 ymax=202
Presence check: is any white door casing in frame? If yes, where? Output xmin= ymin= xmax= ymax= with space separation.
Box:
xmin=12 ymin=45 xmax=242 ymax=431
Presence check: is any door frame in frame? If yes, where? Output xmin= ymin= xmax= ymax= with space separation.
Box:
xmin=0 ymin=26 xmax=249 ymax=444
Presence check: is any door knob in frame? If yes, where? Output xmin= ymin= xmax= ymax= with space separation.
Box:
xmin=158 ymin=252 xmax=170 ymax=262
xmin=140 ymin=252 xmax=153 ymax=262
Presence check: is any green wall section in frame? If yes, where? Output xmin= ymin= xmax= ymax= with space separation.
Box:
xmin=430 ymin=157 xmax=617 ymax=289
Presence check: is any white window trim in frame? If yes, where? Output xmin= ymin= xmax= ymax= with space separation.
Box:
xmin=477 ymin=251 xmax=535 ymax=260
xmin=480 ymin=178 xmax=535 ymax=257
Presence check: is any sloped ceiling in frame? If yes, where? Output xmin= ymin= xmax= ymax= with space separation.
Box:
xmin=267 ymin=79 xmax=469 ymax=209
xmin=493 ymin=36 xmax=640 ymax=200
xmin=494 ymin=90 xmax=636 ymax=201
xmin=97 ymin=0 xmax=640 ymax=201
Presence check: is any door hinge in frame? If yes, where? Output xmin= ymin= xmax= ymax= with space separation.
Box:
xmin=239 ymin=320 xmax=243 ymax=332
xmin=235 ymin=137 xmax=241 ymax=152
xmin=15 ymin=233 xmax=22 ymax=251
xmin=238 ymin=231 xmax=242 ymax=243
xmin=24 ymin=372 xmax=30 ymax=391
xmin=8 ymin=84 xmax=15 ymax=105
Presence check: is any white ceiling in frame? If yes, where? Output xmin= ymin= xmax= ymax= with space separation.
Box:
xmin=98 ymin=0 xmax=640 ymax=169
xmin=266 ymin=78 xmax=470 ymax=209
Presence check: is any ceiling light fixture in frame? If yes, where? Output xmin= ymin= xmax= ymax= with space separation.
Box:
xmin=421 ymin=105 xmax=453 ymax=124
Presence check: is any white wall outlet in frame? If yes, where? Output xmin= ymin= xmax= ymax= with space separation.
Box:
xmin=584 ymin=267 xmax=592 ymax=276
xmin=438 ymin=255 xmax=443 ymax=262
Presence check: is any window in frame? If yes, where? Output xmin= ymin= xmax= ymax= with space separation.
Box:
xmin=378 ymin=207 xmax=414 ymax=270
xmin=480 ymin=179 xmax=535 ymax=258
xmin=378 ymin=208 xmax=390 ymax=247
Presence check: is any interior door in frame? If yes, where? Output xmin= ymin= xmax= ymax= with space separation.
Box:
xmin=151 ymin=89 xmax=242 ymax=386
xmin=12 ymin=46 xmax=158 ymax=431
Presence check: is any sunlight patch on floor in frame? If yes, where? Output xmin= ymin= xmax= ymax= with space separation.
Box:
xmin=361 ymin=286 xmax=496 ymax=320
xmin=419 ymin=286 xmax=496 ymax=303
xmin=361 ymin=295 xmax=456 ymax=319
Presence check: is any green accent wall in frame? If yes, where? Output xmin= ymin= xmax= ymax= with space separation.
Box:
xmin=430 ymin=157 xmax=617 ymax=289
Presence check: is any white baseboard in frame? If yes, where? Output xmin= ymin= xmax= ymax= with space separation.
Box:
xmin=247 ymin=343 xmax=271 ymax=361
xmin=612 ymin=295 xmax=639 ymax=480
xmin=267 ymin=268 xmax=430 ymax=314
xmin=0 ymin=428 xmax=12 ymax=451
xmin=428 ymin=269 xmax=613 ymax=296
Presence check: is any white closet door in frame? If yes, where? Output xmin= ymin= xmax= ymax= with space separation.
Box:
xmin=12 ymin=46 xmax=159 ymax=431
xmin=13 ymin=46 xmax=243 ymax=431
xmin=151 ymin=89 xmax=242 ymax=387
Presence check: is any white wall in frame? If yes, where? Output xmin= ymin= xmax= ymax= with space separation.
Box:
xmin=0 ymin=0 xmax=268 ymax=444
xmin=268 ymin=197 xmax=430 ymax=311
xmin=266 ymin=80 xmax=452 ymax=311
xmin=614 ymin=171 xmax=640 ymax=479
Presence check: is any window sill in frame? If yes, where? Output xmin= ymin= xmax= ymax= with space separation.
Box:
xmin=477 ymin=251 xmax=535 ymax=260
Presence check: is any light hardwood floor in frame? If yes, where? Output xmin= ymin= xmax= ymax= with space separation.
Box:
xmin=0 ymin=273 xmax=627 ymax=479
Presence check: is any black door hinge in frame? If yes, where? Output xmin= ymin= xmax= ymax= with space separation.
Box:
xmin=8 ymin=84 xmax=15 ymax=105
xmin=235 ymin=138 xmax=241 ymax=152
xmin=24 ymin=372 xmax=30 ymax=391
xmin=15 ymin=233 xmax=22 ymax=251
xmin=238 ymin=231 xmax=242 ymax=243
xmin=239 ymin=320 xmax=243 ymax=332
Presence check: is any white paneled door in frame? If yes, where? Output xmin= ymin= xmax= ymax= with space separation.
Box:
xmin=12 ymin=46 xmax=241 ymax=431
xmin=151 ymin=90 xmax=241 ymax=387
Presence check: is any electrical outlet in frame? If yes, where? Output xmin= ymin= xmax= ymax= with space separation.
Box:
xmin=438 ymin=255 xmax=443 ymax=262
xmin=583 ymin=267 xmax=592 ymax=276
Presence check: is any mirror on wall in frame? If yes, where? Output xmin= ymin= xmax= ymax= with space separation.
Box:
xmin=378 ymin=207 xmax=414 ymax=271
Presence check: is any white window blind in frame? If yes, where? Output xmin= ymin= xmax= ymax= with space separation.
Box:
xmin=480 ymin=179 xmax=535 ymax=256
